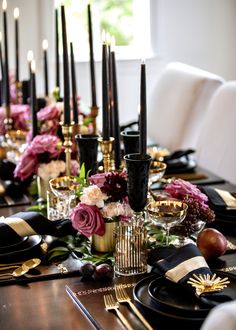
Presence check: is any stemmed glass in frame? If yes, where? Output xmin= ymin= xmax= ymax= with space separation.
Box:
xmin=147 ymin=200 xmax=188 ymax=246
xmin=49 ymin=176 xmax=79 ymax=219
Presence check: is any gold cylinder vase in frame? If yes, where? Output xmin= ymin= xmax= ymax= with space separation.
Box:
xmin=92 ymin=221 xmax=118 ymax=253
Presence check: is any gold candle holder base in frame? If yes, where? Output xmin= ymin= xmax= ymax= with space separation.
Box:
xmin=98 ymin=137 xmax=114 ymax=173
xmin=4 ymin=116 xmax=13 ymax=133
xmin=16 ymin=80 xmax=22 ymax=104
xmin=90 ymin=105 xmax=99 ymax=134
xmin=61 ymin=122 xmax=74 ymax=176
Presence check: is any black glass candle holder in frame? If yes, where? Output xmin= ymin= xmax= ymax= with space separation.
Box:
xmin=75 ymin=134 xmax=98 ymax=176
xmin=121 ymin=130 xmax=140 ymax=156
xmin=124 ymin=153 xmax=151 ymax=214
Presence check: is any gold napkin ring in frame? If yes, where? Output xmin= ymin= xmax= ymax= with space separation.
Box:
xmin=187 ymin=273 xmax=230 ymax=297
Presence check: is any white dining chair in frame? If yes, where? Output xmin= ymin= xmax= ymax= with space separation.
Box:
xmin=195 ymin=81 xmax=236 ymax=185
xmin=200 ymin=300 xmax=236 ymax=330
xmin=147 ymin=62 xmax=224 ymax=151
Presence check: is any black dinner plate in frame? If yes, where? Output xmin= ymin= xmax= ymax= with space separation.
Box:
xmin=133 ymin=275 xmax=206 ymax=323
xmin=0 ymin=235 xmax=42 ymax=262
xmin=148 ymin=277 xmax=209 ymax=317
xmin=165 ymin=159 xmax=197 ymax=174
xmin=133 ymin=272 xmax=236 ymax=323
xmin=0 ymin=236 xmax=29 ymax=253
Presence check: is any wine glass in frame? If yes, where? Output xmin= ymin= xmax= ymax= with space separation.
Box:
xmin=147 ymin=200 xmax=188 ymax=246
xmin=49 ymin=176 xmax=79 ymax=218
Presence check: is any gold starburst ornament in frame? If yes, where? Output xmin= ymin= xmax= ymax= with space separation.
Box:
xmin=187 ymin=273 xmax=230 ymax=297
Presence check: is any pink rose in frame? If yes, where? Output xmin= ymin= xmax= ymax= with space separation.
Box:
xmin=30 ymin=135 xmax=61 ymax=157
xmin=37 ymin=105 xmax=61 ymax=121
xmin=89 ymin=172 xmax=111 ymax=188
xmin=70 ymin=160 xmax=79 ymax=176
xmin=164 ymin=179 xmax=208 ymax=207
xmin=14 ymin=153 xmax=37 ymax=180
xmin=70 ymin=203 xmax=105 ymax=237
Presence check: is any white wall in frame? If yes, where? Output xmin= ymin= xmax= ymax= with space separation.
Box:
xmin=3 ymin=0 xmax=236 ymax=129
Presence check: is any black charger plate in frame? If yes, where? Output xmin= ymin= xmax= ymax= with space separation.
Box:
xmin=134 ymin=272 xmax=236 ymax=324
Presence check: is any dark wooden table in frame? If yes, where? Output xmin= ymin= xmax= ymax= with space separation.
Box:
xmin=0 ymin=181 xmax=236 ymax=330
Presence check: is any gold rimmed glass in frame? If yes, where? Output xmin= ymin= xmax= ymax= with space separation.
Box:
xmin=147 ymin=200 xmax=188 ymax=246
xmin=49 ymin=176 xmax=79 ymax=218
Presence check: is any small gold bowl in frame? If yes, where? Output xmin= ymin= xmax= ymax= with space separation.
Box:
xmin=149 ymin=161 xmax=167 ymax=184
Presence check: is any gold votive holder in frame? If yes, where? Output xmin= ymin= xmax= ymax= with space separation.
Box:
xmin=90 ymin=105 xmax=99 ymax=134
xmin=114 ymin=222 xmax=148 ymax=276
xmin=61 ymin=122 xmax=74 ymax=176
xmin=98 ymin=137 xmax=114 ymax=173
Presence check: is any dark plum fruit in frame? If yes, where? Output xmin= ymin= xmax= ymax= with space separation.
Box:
xmin=94 ymin=263 xmax=114 ymax=280
xmin=80 ymin=262 xmax=96 ymax=278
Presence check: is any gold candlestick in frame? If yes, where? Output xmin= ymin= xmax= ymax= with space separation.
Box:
xmin=16 ymin=80 xmax=22 ymax=104
xmin=98 ymin=137 xmax=114 ymax=173
xmin=90 ymin=105 xmax=99 ymax=134
xmin=61 ymin=122 xmax=74 ymax=176
xmin=4 ymin=114 xmax=13 ymax=133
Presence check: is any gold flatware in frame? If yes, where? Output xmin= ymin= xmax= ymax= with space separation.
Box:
xmin=0 ymin=258 xmax=41 ymax=271
xmin=115 ymin=285 xmax=154 ymax=330
xmin=104 ymin=294 xmax=134 ymax=330
xmin=0 ymin=264 xmax=30 ymax=278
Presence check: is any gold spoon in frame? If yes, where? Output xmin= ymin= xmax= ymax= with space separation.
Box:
xmin=0 ymin=264 xmax=30 ymax=278
xmin=0 ymin=258 xmax=41 ymax=272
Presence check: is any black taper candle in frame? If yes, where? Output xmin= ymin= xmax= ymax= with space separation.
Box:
xmin=30 ymin=60 xmax=37 ymax=139
xmin=42 ymin=40 xmax=49 ymax=97
xmin=111 ymin=43 xmax=121 ymax=169
xmin=3 ymin=0 xmax=10 ymax=109
xmin=0 ymin=33 xmax=3 ymax=79
xmin=102 ymin=38 xmax=109 ymax=140
xmin=55 ymin=8 xmax=60 ymax=92
xmin=70 ymin=42 xmax=78 ymax=124
xmin=14 ymin=8 xmax=19 ymax=82
xmin=61 ymin=5 xmax=70 ymax=125
xmin=139 ymin=62 xmax=147 ymax=158
xmin=88 ymin=4 xmax=97 ymax=107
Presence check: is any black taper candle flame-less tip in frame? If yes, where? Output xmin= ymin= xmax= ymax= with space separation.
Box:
xmin=3 ymin=0 xmax=10 ymax=109
xmin=0 ymin=32 xmax=3 ymax=79
xmin=102 ymin=32 xmax=109 ymax=140
xmin=88 ymin=4 xmax=97 ymax=107
xmin=139 ymin=61 xmax=147 ymax=159
xmin=14 ymin=8 xmax=19 ymax=82
xmin=30 ymin=60 xmax=37 ymax=139
xmin=70 ymin=42 xmax=78 ymax=124
xmin=61 ymin=5 xmax=70 ymax=125
xmin=55 ymin=8 xmax=60 ymax=92
xmin=42 ymin=39 xmax=49 ymax=97
xmin=110 ymin=36 xmax=121 ymax=169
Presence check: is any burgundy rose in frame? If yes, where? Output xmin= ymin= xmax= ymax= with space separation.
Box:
xmin=70 ymin=203 xmax=105 ymax=237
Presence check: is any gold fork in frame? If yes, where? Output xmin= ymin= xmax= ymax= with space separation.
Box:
xmin=115 ymin=285 xmax=154 ymax=330
xmin=103 ymin=294 xmax=134 ymax=330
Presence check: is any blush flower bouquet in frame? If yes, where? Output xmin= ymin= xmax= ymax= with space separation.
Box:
xmin=70 ymin=171 xmax=133 ymax=238
xmin=14 ymin=134 xmax=79 ymax=182
xmin=163 ymin=179 xmax=215 ymax=237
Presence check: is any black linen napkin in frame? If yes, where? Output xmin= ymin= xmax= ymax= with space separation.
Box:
xmin=0 ymin=211 xmax=77 ymax=247
xmin=151 ymin=243 xmax=232 ymax=307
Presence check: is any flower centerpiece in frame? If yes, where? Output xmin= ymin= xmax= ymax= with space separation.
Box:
xmin=70 ymin=171 xmax=132 ymax=252
xmin=14 ymin=134 xmax=79 ymax=199
xmin=163 ymin=179 xmax=215 ymax=238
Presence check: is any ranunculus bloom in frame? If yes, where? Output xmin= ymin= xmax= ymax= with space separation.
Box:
xmin=164 ymin=178 xmax=208 ymax=207
xmin=70 ymin=203 xmax=105 ymax=237
xmin=89 ymin=172 xmax=111 ymax=188
xmin=101 ymin=202 xmax=124 ymax=218
xmin=80 ymin=185 xmax=107 ymax=208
